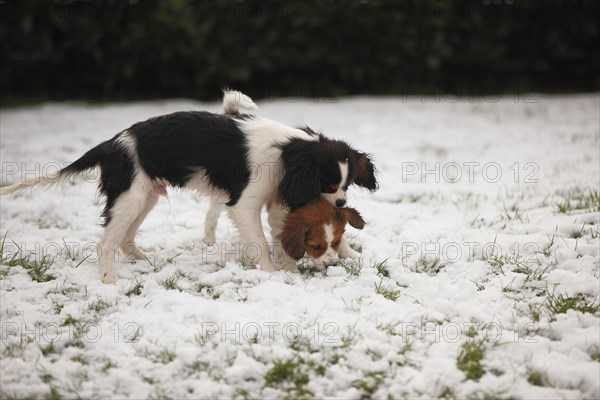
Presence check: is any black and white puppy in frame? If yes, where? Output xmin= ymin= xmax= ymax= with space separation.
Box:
xmin=0 ymin=91 xmax=377 ymax=283
xmin=203 ymin=93 xmax=376 ymax=270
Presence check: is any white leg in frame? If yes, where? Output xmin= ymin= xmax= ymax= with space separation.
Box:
xmin=99 ymin=186 xmax=151 ymax=283
xmin=120 ymin=193 xmax=159 ymax=260
xmin=203 ymin=198 xmax=224 ymax=245
xmin=228 ymin=203 xmax=278 ymax=272
xmin=339 ymin=235 xmax=361 ymax=259
xmin=267 ymin=204 xmax=298 ymax=272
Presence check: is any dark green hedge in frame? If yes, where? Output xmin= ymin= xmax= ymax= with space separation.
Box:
xmin=1 ymin=0 xmax=598 ymax=104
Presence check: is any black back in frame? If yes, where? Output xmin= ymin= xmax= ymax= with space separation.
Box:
xmin=129 ymin=111 xmax=251 ymax=206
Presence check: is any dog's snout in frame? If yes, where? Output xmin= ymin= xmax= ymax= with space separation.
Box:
xmin=322 ymin=249 xmax=339 ymax=267
xmin=335 ymin=199 xmax=346 ymax=207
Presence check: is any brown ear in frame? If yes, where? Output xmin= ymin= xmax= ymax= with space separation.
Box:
xmin=353 ymin=151 xmax=378 ymax=191
xmin=342 ymin=208 xmax=366 ymax=229
xmin=277 ymin=213 xmax=307 ymax=260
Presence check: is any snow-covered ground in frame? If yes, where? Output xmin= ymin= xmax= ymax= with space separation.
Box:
xmin=0 ymin=94 xmax=599 ymax=399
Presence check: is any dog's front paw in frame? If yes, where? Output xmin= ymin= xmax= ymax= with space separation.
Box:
xmin=281 ymin=260 xmax=300 ymax=273
xmin=202 ymin=236 xmax=216 ymax=246
xmin=258 ymin=262 xmax=280 ymax=272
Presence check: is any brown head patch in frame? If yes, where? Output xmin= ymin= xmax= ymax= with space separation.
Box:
xmin=278 ymin=198 xmax=366 ymax=261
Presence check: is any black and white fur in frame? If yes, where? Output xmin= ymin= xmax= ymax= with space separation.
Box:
xmin=0 ymin=90 xmax=377 ymax=283
xmin=204 ymin=95 xmax=377 ymax=269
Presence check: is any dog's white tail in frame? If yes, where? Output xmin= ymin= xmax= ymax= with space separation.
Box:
xmin=1 ymin=138 xmax=107 ymax=196
xmin=0 ymin=170 xmax=67 ymax=195
xmin=223 ymin=89 xmax=258 ymax=115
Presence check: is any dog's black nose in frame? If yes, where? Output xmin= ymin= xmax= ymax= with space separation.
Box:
xmin=336 ymin=199 xmax=346 ymax=207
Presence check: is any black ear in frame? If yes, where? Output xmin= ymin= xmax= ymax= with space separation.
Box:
xmin=279 ymin=143 xmax=321 ymax=210
xmin=352 ymin=151 xmax=378 ymax=191
xmin=277 ymin=213 xmax=307 ymax=260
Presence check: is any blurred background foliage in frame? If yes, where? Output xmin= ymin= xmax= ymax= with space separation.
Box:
xmin=1 ymin=0 xmax=598 ymax=105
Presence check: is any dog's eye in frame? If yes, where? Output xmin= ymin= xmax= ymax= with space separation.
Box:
xmin=332 ymin=240 xmax=340 ymax=247
xmin=311 ymin=244 xmax=323 ymax=251
xmin=322 ymin=184 xmax=338 ymax=194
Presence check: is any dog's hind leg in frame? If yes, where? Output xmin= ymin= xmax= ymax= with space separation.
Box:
xmin=120 ymin=192 xmax=159 ymax=261
xmin=98 ymin=181 xmax=153 ymax=283
xmin=203 ymin=197 xmax=224 ymax=245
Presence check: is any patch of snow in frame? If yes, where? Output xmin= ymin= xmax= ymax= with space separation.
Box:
xmin=1 ymin=94 xmax=599 ymax=398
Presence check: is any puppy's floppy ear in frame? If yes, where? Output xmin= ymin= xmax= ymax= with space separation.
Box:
xmin=352 ymin=150 xmax=378 ymax=191
xmin=279 ymin=142 xmax=321 ymax=210
xmin=277 ymin=213 xmax=307 ymax=260
xmin=340 ymin=207 xmax=366 ymax=229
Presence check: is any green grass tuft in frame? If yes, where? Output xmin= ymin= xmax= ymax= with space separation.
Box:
xmin=569 ymin=224 xmax=585 ymax=239
xmin=147 ymin=253 xmax=181 ymax=273
xmin=546 ymin=292 xmax=599 ymax=317
xmin=47 ymin=386 xmax=62 ymax=400
xmin=352 ymin=371 xmax=386 ymax=397
xmin=61 ymin=315 xmax=78 ymax=326
xmin=413 ymin=257 xmax=446 ymax=275
xmin=125 ymin=278 xmax=144 ymax=297
xmin=374 ymin=259 xmax=390 ymax=277
xmin=196 ymin=282 xmax=221 ymax=299
xmin=70 ymin=354 xmax=89 ymax=365
xmin=374 ymin=280 xmax=401 ymax=301
xmin=297 ymin=260 xmax=321 ymax=275
xmin=61 ymin=315 xmax=94 ymax=348
xmin=160 ymin=274 xmax=181 ymax=291
xmin=40 ymin=341 xmax=57 ymax=356
xmin=588 ymin=346 xmax=600 ymax=362
xmin=101 ymin=359 xmax=117 ymax=373
xmin=264 ymin=357 xmax=310 ymax=395
xmin=87 ymin=297 xmax=113 ymax=313
xmin=157 ymin=347 xmax=176 ymax=364
xmin=2 ymin=340 xmax=31 ymax=358
xmin=23 ymin=255 xmax=57 ymax=282
xmin=555 ymin=187 xmax=600 ymax=214
xmin=498 ymin=203 xmax=528 ymax=227
xmin=0 ymin=234 xmax=56 ymax=282
xmin=338 ymin=258 xmax=362 ymax=277
xmin=555 ymin=199 xmax=571 ymax=214
xmin=457 ymin=340 xmax=486 ymax=381
xmin=526 ymin=366 xmax=546 ymax=387
xmin=349 ymin=240 xmax=363 ymax=253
